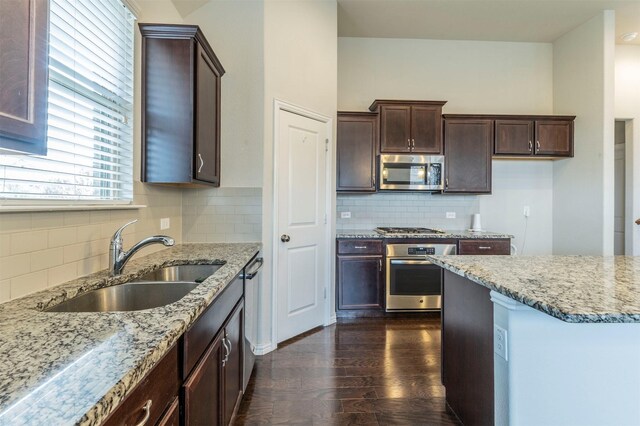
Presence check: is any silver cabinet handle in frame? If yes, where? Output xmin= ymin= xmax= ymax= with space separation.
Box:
xmin=198 ymin=153 xmax=204 ymax=173
xmin=536 ymin=141 xmax=540 ymax=151
xmin=445 ymin=178 xmax=449 ymax=189
xmin=478 ymin=246 xmax=492 ymax=250
xmin=354 ymin=245 xmax=367 ymax=249
xmin=411 ymin=139 xmax=415 ymax=149
xmin=222 ymin=338 xmax=230 ymax=366
xmin=528 ymin=141 xmax=532 ymax=152
xmin=407 ymin=138 xmax=411 ymax=149
xmin=241 ymin=257 xmax=264 ymax=280
xmin=134 ymin=400 xmax=152 ymax=426
xmin=378 ymin=259 xmax=382 ymax=272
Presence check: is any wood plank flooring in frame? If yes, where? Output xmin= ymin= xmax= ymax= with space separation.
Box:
xmin=233 ymin=317 xmax=461 ymax=425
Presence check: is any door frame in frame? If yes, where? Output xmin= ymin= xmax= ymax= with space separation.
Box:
xmin=271 ymin=99 xmax=334 ymax=347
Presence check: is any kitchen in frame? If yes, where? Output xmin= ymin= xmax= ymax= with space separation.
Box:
xmin=0 ymin=0 xmax=639 ymax=425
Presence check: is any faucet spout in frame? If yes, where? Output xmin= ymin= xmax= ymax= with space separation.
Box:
xmin=109 ymin=220 xmax=175 ymax=276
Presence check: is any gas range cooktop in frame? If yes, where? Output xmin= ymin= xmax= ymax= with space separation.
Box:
xmin=375 ymin=227 xmax=447 ymax=235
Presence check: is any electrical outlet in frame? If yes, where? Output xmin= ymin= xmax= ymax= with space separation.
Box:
xmin=341 ymin=211 xmax=351 ymax=219
xmin=160 ymin=218 xmax=170 ymax=230
xmin=523 ymin=206 xmax=530 ymax=217
xmin=446 ymin=212 xmax=456 ymax=219
xmin=494 ymin=325 xmax=508 ymax=361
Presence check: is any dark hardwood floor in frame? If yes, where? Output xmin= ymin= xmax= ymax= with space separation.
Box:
xmin=233 ymin=317 xmax=461 ymax=425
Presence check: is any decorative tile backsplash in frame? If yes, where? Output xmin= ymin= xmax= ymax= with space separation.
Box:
xmin=337 ymin=193 xmax=479 ymax=230
xmin=182 ymin=187 xmax=262 ymax=243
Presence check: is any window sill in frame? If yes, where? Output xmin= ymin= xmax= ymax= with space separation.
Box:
xmin=0 ymin=204 xmax=147 ymax=213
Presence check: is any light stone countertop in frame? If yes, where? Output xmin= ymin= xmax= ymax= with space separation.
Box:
xmin=0 ymin=243 xmax=260 ymax=426
xmin=336 ymin=229 xmax=513 ymax=239
xmin=428 ymin=255 xmax=640 ymax=323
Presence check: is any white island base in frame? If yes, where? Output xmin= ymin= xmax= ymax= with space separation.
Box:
xmin=491 ymin=292 xmax=640 ymax=426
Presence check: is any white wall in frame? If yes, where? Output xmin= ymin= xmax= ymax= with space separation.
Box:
xmin=338 ymin=37 xmax=554 ymax=254
xmin=552 ymin=11 xmax=616 ymax=255
xmin=615 ymin=45 xmax=640 ymax=255
xmin=260 ymin=0 xmax=337 ymax=350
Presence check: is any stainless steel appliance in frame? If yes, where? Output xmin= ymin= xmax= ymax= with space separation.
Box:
xmin=241 ymin=255 xmax=263 ymax=391
xmin=379 ymin=154 xmax=444 ymax=191
xmin=386 ymin=243 xmax=456 ymax=311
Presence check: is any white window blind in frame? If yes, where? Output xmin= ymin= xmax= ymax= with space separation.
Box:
xmin=0 ymin=0 xmax=135 ymax=202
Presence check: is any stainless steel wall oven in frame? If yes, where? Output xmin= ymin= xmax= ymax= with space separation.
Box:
xmin=385 ymin=243 xmax=456 ymax=311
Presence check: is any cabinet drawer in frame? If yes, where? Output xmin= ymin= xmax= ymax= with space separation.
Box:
xmin=337 ymin=240 xmax=383 ymax=255
xmin=458 ymin=239 xmax=510 ymax=255
xmin=103 ymin=344 xmax=180 ymax=426
xmin=157 ymin=396 xmax=179 ymax=426
xmin=183 ymin=275 xmax=243 ymax=379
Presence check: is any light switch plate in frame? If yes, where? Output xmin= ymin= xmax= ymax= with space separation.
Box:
xmin=446 ymin=212 xmax=456 ymax=219
xmin=160 ymin=218 xmax=170 ymax=230
xmin=494 ymin=325 xmax=508 ymax=361
xmin=341 ymin=212 xmax=351 ymax=219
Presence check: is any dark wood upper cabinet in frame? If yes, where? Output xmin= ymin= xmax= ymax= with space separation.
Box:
xmin=370 ymin=100 xmax=446 ymax=154
xmin=337 ymin=112 xmax=378 ymax=192
xmin=443 ymin=117 xmax=493 ymax=194
xmin=0 ymin=0 xmax=49 ymax=155
xmin=494 ymin=116 xmax=575 ymax=158
xmin=140 ymin=24 xmax=225 ymax=187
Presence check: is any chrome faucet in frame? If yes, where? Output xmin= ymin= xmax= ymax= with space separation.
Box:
xmin=109 ymin=220 xmax=175 ymax=276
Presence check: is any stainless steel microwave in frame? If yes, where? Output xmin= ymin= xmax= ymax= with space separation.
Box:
xmin=379 ymin=154 xmax=445 ymax=191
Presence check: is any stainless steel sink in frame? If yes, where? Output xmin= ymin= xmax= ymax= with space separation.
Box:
xmin=46 ymin=282 xmax=200 ymax=312
xmin=132 ymin=263 xmax=225 ymax=283
xmin=46 ymin=282 xmax=198 ymax=312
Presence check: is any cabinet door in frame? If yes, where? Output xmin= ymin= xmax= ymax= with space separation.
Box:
xmin=0 ymin=0 xmax=49 ymax=155
xmin=183 ymin=332 xmax=224 ymax=426
xmin=411 ymin=105 xmax=443 ymax=154
xmin=223 ymin=301 xmax=244 ymax=425
xmin=444 ymin=119 xmax=493 ymax=193
xmin=494 ymin=120 xmax=534 ymax=156
xmin=194 ymin=43 xmax=221 ymax=185
xmin=337 ymin=255 xmax=383 ymax=310
xmin=380 ymin=105 xmax=411 ymax=153
xmin=337 ymin=113 xmax=377 ymax=192
xmin=156 ymin=397 xmax=179 ymax=426
xmin=535 ymin=120 xmax=573 ymax=157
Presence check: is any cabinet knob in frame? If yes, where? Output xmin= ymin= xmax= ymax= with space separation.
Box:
xmin=198 ymin=153 xmax=204 ymax=173
xmin=134 ymin=400 xmax=152 ymax=426
xmin=281 ymin=234 xmax=291 ymax=243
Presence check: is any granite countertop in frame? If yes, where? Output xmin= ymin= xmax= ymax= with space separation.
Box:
xmin=0 ymin=243 xmax=260 ymax=426
xmin=336 ymin=229 xmax=513 ymax=239
xmin=428 ymin=255 xmax=640 ymax=324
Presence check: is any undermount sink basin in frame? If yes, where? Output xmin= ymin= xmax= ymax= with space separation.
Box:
xmin=46 ymin=281 xmax=200 ymax=313
xmin=132 ymin=263 xmax=226 ymax=283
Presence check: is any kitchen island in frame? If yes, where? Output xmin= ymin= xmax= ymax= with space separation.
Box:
xmin=429 ymin=255 xmax=640 ymax=426
xmin=0 ymin=243 xmax=260 ymax=425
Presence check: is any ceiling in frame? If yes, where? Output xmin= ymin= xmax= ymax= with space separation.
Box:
xmin=338 ymin=0 xmax=640 ymax=45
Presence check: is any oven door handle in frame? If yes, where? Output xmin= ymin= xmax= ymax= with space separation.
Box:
xmin=389 ymin=259 xmax=433 ymax=265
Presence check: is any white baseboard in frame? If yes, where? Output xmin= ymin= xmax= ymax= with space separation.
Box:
xmin=325 ymin=314 xmax=337 ymax=326
xmin=254 ymin=342 xmax=276 ymax=355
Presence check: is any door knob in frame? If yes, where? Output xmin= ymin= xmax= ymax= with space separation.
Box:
xmin=281 ymin=234 xmax=291 ymax=243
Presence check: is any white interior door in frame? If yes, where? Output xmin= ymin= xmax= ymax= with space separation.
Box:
xmin=276 ymin=109 xmax=328 ymax=343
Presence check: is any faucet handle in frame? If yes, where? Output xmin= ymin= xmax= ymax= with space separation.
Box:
xmin=111 ymin=219 xmax=138 ymax=244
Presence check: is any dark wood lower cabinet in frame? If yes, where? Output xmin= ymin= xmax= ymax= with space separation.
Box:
xmin=183 ymin=333 xmax=224 ymax=425
xmin=442 ymin=270 xmax=494 ymax=426
xmin=223 ymin=302 xmax=244 ymax=425
xmin=157 ymin=397 xmax=180 ymax=426
xmin=337 ymin=255 xmax=383 ymax=310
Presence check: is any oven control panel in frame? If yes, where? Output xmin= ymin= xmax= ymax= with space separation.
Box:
xmin=408 ymin=247 xmax=436 ymax=255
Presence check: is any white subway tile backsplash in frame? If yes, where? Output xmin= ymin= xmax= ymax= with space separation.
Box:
xmin=182 ymin=187 xmax=262 ymax=243
xmin=30 ymin=248 xmax=63 ymax=272
xmin=0 ymin=280 xmax=9 ymax=303
xmin=337 ymin=193 xmax=479 ymax=231
xmin=11 ymin=270 xmax=48 ymax=299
